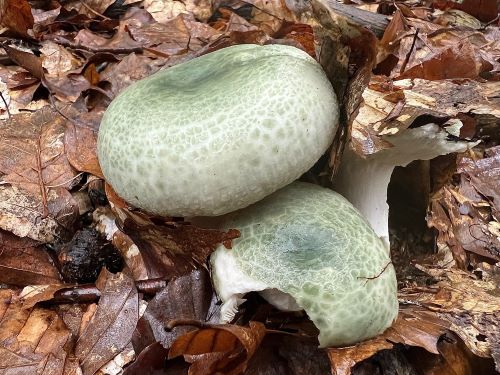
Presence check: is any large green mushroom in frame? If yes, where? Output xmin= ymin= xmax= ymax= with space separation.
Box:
xmin=97 ymin=44 xmax=339 ymax=216
xmin=209 ymin=182 xmax=398 ymax=347
xmin=97 ymin=43 xmax=399 ymax=347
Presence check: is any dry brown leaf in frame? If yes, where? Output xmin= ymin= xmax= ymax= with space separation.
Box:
xmin=379 ymin=9 xmax=408 ymax=51
xmin=457 ymin=146 xmax=500 ymax=218
xmin=132 ymin=269 xmax=213 ymax=352
xmin=0 ymin=106 xmax=79 ymax=194
xmin=376 ymin=13 xmax=500 ymax=80
xmin=143 ymin=0 xmax=214 ymax=23
xmin=67 ymin=25 xmax=142 ymax=53
xmin=433 ymin=0 xmax=498 ymax=23
xmin=0 ymin=229 xmax=62 ymax=286
xmin=245 ymin=0 xmax=297 ymax=35
xmin=0 ymin=0 xmax=34 ymax=37
xmin=0 ymin=107 xmax=79 ymax=242
xmin=40 ymin=41 xmax=83 ymax=75
xmin=75 ymin=269 xmax=139 ymax=375
xmin=397 ymin=41 xmax=491 ymax=80
xmin=328 ymin=307 xmax=451 ymax=375
xmin=19 ymin=284 xmax=69 ymax=310
xmin=211 ymin=8 xmax=260 ymax=33
xmin=0 ymin=288 xmax=81 ymax=374
xmin=274 ymin=22 xmax=316 ymax=56
xmin=32 ymin=6 xmax=61 ymax=35
xmin=98 ymin=53 xmax=169 ymax=98
xmin=168 ymin=321 xmax=266 ymax=375
xmin=428 ymin=147 xmax=500 ymax=263
xmin=3 ymin=45 xmax=44 ymax=80
xmin=97 ymin=343 xmax=136 ymax=374
xmin=0 ymin=185 xmax=77 ymax=243
xmin=117 ymin=209 xmax=240 ymax=279
xmin=63 ymin=0 xmax=116 ymax=18
xmin=0 ymin=66 xmax=44 ymax=119
xmin=435 ymin=9 xmax=483 ymax=29
xmin=350 ymin=78 xmax=499 ymax=157
xmin=38 ymin=40 xmax=93 ymax=102
xmin=65 ymin=122 xmax=104 ymax=178
xmin=127 ymin=12 xmax=222 ymax=56
xmin=401 ymin=267 xmax=500 ymax=371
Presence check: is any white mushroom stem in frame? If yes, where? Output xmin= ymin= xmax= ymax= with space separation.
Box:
xmin=333 ymin=123 xmax=479 ymax=248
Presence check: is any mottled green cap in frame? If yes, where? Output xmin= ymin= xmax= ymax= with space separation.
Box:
xmin=97 ymin=44 xmax=338 ymax=216
xmin=211 ymin=182 xmax=398 ymax=347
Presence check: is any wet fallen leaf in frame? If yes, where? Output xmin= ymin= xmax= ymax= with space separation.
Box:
xmin=0 ymin=107 xmax=80 ymax=242
xmin=169 ymin=321 xmax=266 ymax=375
xmin=19 ymin=283 xmax=67 ymax=308
xmin=0 ymin=1 xmax=498 ymax=374
xmin=65 ymin=122 xmax=104 ymax=178
xmin=98 ymin=52 xmax=166 ymax=98
xmin=126 ymin=12 xmax=222 ymax=56
xmin=75 ymin=269 xmax=139 ymax=375
xmin=401 ymin=267 xmax=500 ymax=371
xmin=132 ymin=269 xmax=213 ymax=353
xmin=433 ymin=0 xmax=498 ymax=23
xmin=212 ymin=8 xmax=260 ymax=33
xmin=0 ymin=288 xmax=81 ymax=374
xmin=63 ymin=0 xmax=117 ymax=18
xmin=32 ymin=6 xmax=61 ymax=36
xmin=328 ymin=306 xmax=451 ymax=375
xmin=349 ymin=78 xmax=499 ymax=156
xmin=428 ymin=146 xmax=500 ymax=264
xmin=0 ymin=229 xmax=61 ymax=286
xmin=0 ymin=0 xmax=34 ymax=37
xmin=3 ymin=45 xmax=44 ymax=80
xmin=144 ymin=0 xmax=213 ymax=23
xmin=117 ymin=209 xmax=239 ymax=280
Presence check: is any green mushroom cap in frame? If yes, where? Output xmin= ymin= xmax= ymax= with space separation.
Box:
xmin=210 ymin=182 xmax=398 ymax=347
xmin=97 ymin=44 xmax=338 ymax=216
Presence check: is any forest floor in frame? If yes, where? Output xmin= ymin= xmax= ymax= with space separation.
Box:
xmin=0 ymin=0 xmax=499 ymax=374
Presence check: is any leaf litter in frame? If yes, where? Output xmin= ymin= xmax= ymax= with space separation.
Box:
xmin=0 ymin=0 xmax=498 ymax=374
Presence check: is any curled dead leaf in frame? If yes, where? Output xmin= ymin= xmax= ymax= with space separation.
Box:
xmin=168 ymin=321 xmax=266 ymax=375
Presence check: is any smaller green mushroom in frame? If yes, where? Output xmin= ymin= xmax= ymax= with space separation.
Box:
xmin=209 ymin=182 xmax=398 ymax=347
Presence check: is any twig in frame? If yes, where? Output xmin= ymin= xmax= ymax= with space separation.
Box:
xmin=49 ymin=35 xmax=143 ymax=54
xmin=48 ymin=94 xmax=80 ymax=127
xmin=45 ymin=172 xmax=84 ymax=188
xmin=399 ymin=28 xmax=419 ymax=74
xmin=164 ymin=320 xmax=318 ymax=341
xmin=0 ymin=91 xmax=11 ymax=119
xmin=40 ymin=277 xmax=170 ymax=305
xmin=79 ymin=0 xmax=112 ymax=20
xmin=358 ymin=260 xmax=393 ymax=285
xmin=165 ymin=319 xmax=205 ymax=330
xmin=36 ymin=135 xmax=49 ymax=218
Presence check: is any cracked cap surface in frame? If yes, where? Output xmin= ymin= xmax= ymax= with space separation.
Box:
xmin=211 ymin=182 xmax=398 ymax=347
xmin=97 ymin=44 xmax=339 ymax=216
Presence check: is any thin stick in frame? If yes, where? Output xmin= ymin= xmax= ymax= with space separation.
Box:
xmin=400 ymin=28 xmax=419 ymax=74
xmin=358 ymin=261 xmax=393 ymax=285
xmin=79 ymin=0 xmax=112 ymax=20
xmin=36 ymin=135 xmax=49 ymax=218
xmin=0 ymin=91 xmax=11 ymax=119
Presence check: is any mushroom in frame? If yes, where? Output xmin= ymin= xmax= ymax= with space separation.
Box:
xmin=209 ymin=181 xmax=398 ymax=347
xmin=97 ymin=44 xmax=339 ymax=216
xmin=333 ymin=124 xmax=479 ymax=247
